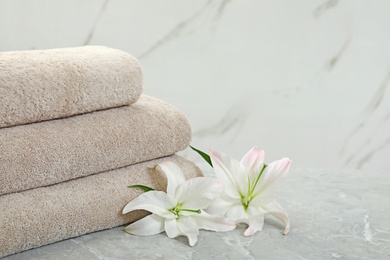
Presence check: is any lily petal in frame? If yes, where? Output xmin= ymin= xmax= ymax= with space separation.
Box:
xmin=206 ymin=194 xmax=235 ymax=216
xmin=165 ymin=218 xmax=181 ymax=238
xmin=225 ymin=203 xmax=248 ymax=222
xmin=254 ymin=157 xmax=291 ymax=195
xmin=193 ymin=211 xmax=236 ymax=232
xmin=124 ymin=214 xmax=164 ymax=235
xmin=165 ymin=217 xmax=200 ymax=246
xmin=177 ymin=216 xmax=200 ymax=246
xmin=263 ymin=201 xmax=290 ymax=235
xmin=244 ymin=215 xmax=265 ymax=236
xmin=123 ymin=191 xmax=175 ymax=219
xmin=176 ymin=177 xmax=224 ymax=210
xmin=209 ymin=150 xmax=244 ymax=199
xmin=246 ymin=203 xmax=266 ymax=217
xmin=186 ymin=234 xmax=198 ymax=247
xmin=240 ymin=147 xmax=265 ymax=178
xmin=157 ymin=161 xmax=187 ymax=196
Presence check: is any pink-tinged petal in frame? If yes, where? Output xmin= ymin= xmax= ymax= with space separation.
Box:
xmin=176 ymin=177 xmax=224 ymax=210
xmin=193 ymin=211 xmax=236 ymax=232
xmin=124 ymin=214 xmax=164 ymax=236
xmin=123 ymin=191 xmax=175 ymax=219
xmin=209 ymin=150 xmax=244 ymax=199
xmin=254 ymin=158 xmax=291 ymax=195
xmin=263 ymin=201 xmax=290 ymax=235
xmin=244 ymin=215 xmax=265 ymax=236
xmin=240 ymin=147 xmax=265 ymax=177
xmin=157 ymin=161 xmax=186 ymax=196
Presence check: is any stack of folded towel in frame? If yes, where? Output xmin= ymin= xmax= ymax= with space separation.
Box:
xmin=0 ymin=46 xmax=201 ymax=257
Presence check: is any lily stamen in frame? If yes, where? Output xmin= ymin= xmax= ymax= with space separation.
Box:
xmin=180 ymin=209 xmax=201 ymax=214
xmin=169 ymin=206 xmax=202 ymax=217
xmin=251 ymin=164 xmax=267 ymax=194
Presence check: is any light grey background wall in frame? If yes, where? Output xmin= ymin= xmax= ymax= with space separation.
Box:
xmin=1 ymin=0 xmax=390 ymax=171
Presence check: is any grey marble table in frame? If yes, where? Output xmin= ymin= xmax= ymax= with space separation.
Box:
xmin=3 ymin=168 xmax=389 ymax=260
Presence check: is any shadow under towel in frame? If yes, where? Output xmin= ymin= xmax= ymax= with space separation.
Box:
xmin=0 ymin=155 xmax=203 ymax=258
xmin=0 ymin=45 xmax=143 ymax=128
xmin=0 ymin=95 xmax=191 ymax=195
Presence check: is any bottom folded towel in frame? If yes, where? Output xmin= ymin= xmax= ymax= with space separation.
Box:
xmin=0 ymin=155 xmax=202 ymax=258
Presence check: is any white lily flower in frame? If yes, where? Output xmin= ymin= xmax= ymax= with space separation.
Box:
xmin=123 ymin=161 xmax=236 ymax=246
xmin=206 ymin=147 xmax=292 ymax=236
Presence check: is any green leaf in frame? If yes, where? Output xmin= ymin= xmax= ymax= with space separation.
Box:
xmin=190 ymin=145 xmax=213 ymax=167
xmin=127 ymin=184 xmax=155 ymax=192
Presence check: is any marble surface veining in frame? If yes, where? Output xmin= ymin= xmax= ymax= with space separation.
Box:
xmin=1 ymin=2 xmax=390 ymax=259
xmin=3 ymin=167 xmax=389 ymax=259
xmin=1 ymin=0 xmax=390 ymax=171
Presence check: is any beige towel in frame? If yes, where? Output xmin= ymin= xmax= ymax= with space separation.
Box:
xmin=0 ymin=46 xmax=142 ymax=128
xmin=0 ymin=155 xmax=203 ymax=258
xmin=0 ymin=95 xmax=191 ymax=195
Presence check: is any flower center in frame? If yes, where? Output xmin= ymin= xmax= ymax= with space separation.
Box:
xmin=240 ymin=164 xmax=267 ymax=212
xmin=169 ymin=203 xmax=201 ymax=218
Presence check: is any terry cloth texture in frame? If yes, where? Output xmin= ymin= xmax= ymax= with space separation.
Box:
xmin=0 ymin=45 xmax=143 ymax=128
xmin=0 ymin=95 xmax=191 ymax=195
xmin=0 ymin=155 xmax=203 ymax=258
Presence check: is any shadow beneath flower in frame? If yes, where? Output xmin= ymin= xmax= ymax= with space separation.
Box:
xmin=264 ymin=216 xmax=287 ymax=234
xmin=175 ymin=235 xmax=191 ymax=247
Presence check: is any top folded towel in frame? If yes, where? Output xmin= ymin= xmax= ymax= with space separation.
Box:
xmin=0 ymin=46 xmax=143 ymax=128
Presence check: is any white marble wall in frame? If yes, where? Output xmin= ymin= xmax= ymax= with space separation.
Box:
xmin=1 ymin=0 xmax=390 ymax=171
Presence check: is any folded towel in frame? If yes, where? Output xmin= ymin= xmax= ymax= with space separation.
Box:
xmin=0 ymin=95 xmax=191 ymax=195
xmin=0 ymin=155 xmax=202 ymax=258
xmin=0 ymin=46 xmax=143 ymax=128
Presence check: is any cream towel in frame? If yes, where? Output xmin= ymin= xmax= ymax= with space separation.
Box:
xmin=0 ymin=155 xmax=203 ymax=258
xmin=0 ymin=95 xmax=191 ymax=195
xmin=0 ymin=46 xmax=143 ymax=128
